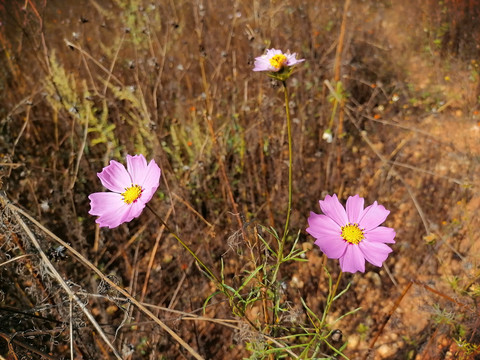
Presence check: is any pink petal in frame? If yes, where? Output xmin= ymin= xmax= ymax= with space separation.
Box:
xmin=339 ymin=245 xmax=366 ymax=273
xmin=346 ymin=195 xmax=364 ymax=224
xmin=88 ymin=192 xmax=131 ymax=228
xmin=126 ymin=154 xmax=148 ymax=185
xmin=359 ymin=241 xmax=392 ymax=267
xmin=254 ymin=50 xmax=285 ymax=72
xmin=307 ymin=213 xmax=347 ymax=258
xmin=314 ymin=236 xmax=347 ymax=259
xmin=139 ymin=160 xmax=161 ymax=203
xmin=125 ymin=155 xmax=161 ymax=203
xmin=286 ymin=53 xmax=305 ymax=66
xmin=358 ymin=201 xmax=390 ymax=231
xmin=253 ymin=57 xmax=275 ymax=72
xmin=319 ymin=194 xmax=348 ymax=227
xmin=97 ymin=160 xmax=132 ymax=192
xmin=118 ymin=200 xmax=146 ymax=225
xmin=265 ymin=48 xmax=282 ymax=57
xmin=364 ymin=226 xmax=396 ymax=244
xmin=88 ymin=192 xmax=123 ymax=215
xmin=306 ymin=212 xmax=341 ymax=238
xmin=254 ymin=49 xmax=304 ymax=72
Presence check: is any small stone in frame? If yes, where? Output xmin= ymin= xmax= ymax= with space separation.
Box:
xmin=302 ymin=242 xmax=313 ymax=252
xmin=377 ymin=344 xmax=396 ymax=358
xmin=348 ymin=334 xmax=360 ymax=349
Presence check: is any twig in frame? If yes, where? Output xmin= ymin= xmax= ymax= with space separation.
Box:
xmin=64 ymin=40 xmax=123 ymax=87
xmin=69 ymin=109 xmax=89 ymax=190
xmin=0 ymin=254 xmax=32 ymax=268
xmin=11 ymin=98 xmax=32 ymax=158
xmin=103 ymin=32 xmax=126 ymax=97
xmin=194 ymin=10 xmax=245 ymax=238
xmin=104 ymin=221 xmax=150 ymax=270
xmin=0 ymin=330 xmax=55 ymax=360
xmin=7 ymin=201 xmax=123 ymax=359
xmin=363 ymin=281 xmax=413 ymax=360
xmin=333 ymin=0 xmax=351 ymax=139
xmin=345 ymin=109 xmax=430 ymax=233
xmin=172 ymin=192 xmax=214 ymax=229
xmin=69 ymin=297 xmax=74 ymax=360
xmin=2 ymin=196 xmax=205 ymax=360
xmin=140 ymin=207 xmax=173 ymax=302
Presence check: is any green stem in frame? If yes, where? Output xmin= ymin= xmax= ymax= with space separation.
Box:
xmin=320 ymin=271 xmax=343 ymax=328
xmin=281 ymin=80 xmax=293 ymax=254
xmin=146 ymin=203 xmax=220 ymax=286
xmin=328 ymin=93 xmax=338 ymax=130
xmin=271 ymin=80 xmax=293 ymax=285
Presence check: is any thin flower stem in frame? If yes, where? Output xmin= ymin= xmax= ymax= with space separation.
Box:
xmin=320 ymin=271 xmax=343 ymax=328
xmin=282 ymin=80 xmax=293 ymax=247
xmin=146 ymin=203 xmax=220 ymax=286
xmin=271 ymin=80 xmax=293 ymax=286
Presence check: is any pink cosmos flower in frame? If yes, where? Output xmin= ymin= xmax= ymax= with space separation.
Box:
xmin=88 ymin=154 xmax=161 ymax=229
xmin=307 ymin=194 xmax=395 ymax=273
xmin=253 ymin=48 xmax=305 ymax=72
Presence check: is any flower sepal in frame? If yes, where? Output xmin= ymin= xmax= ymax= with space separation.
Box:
xmin=266 ymin=66 xmax=295 ymax=82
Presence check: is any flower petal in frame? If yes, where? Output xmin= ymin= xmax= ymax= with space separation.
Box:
xmin=307 ymin=213 xmax=347 ymax=258
xmin=339 ymin=245 xmax=366 ymax=273
xmin=97 ymin=160 xmax=132 ymax=192
xmin=286 ymin=53 xmax=305 ymax=66
xmin=358 ymin=201 xmax=390 ymax=231
xmin=306 ymin=212 xmax=341 ymax=238
xmin=253 ymin=49 xmax=304 ymax=72
xmin=359 ymin=241 xmax=393 ymax=267
xmin=253 ymin=57 xmax=275 ymax=72
xmin=364 ymin=226 xmax=396 ymax=244
xmin=88 ymin=192 xmax=131 ymax=228
xmin=118 ymin=200 xmax=146 ymax=225
xmin=125 ymin=155 xmax=161 ymax=203
xmin=306 ymin=193 xmax=395 ymax=272
xmin=140 ymin=160 xmax=161 ymax=203
xmin=126 ymin=154 xmax=148 ymax=185
xmin=346 ymin=195 xmax=364 ymax=224
xmin=314 ymin=236 xmax=347 ymax=259
xmin=265 ymin=48 xmax=282 ymax=57
xmin=319 ymin=194 xmax=348 ymax=227
xmin=89 ymin=154 xmax=162 ymax=228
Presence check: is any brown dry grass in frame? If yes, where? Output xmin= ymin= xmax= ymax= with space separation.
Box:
xmin=0 ymin=0 xmax=479 ymax=359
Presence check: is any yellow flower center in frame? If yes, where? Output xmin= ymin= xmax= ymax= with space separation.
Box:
xmin=269 ymin=54 xmax=287 ymax=69
xmin=341 ymin=223 xmax=365 ymax=245
xmin=121 ymin=184 xmax=143 ymax=204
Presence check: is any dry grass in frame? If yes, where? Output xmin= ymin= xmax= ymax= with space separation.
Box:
xmin=0 ymin=0 xmax=479 ymax=359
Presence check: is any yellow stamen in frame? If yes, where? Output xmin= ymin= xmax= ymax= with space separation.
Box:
xmin=121 ymin=184 xmax=143 ymax=204
xmin=341 ymin=223 xmax=365 ymax=245
xmin=269 ymin=54 xmax=287 ymax=69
